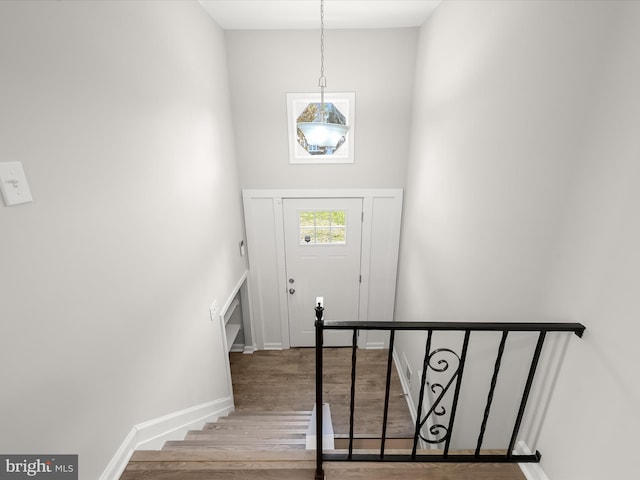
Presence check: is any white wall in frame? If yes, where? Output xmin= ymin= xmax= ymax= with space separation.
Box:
xmin=0 ymin=2 xmax=246 ymax=478
xmin=394 ymin=0 xmax=639 ymax=474
xmin=225 ymin=28 xmax=417 ymax=189
xmin=536 ymin=3 xmax=640 ymax=478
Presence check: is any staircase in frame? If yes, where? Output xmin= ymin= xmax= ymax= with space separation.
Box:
xmin=119 ymin=409 xmax=527 ymax=480
xmin=164 ymin=410 xmax=311 ymax=452
xmin=119 ymin=410 xmax=316 ymax=479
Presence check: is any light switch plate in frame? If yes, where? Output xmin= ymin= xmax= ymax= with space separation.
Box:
xmin=0 ymin=161 xmax=33 ymax=206
xmin=209 ymin=299 xmax=219 ymax=322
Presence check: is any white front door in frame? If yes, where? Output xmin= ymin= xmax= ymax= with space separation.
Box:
xmin=283 ymin=198 xmax=363 ymax=347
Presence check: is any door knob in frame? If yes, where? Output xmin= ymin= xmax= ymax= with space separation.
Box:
xmin=289 ymin=288 xmax=295 ymax=295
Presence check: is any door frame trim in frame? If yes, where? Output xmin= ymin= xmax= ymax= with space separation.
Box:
xmin=283 ymin=196 xmax=364 ymax=347
xmin=243 ymin=188 xmax=403 ymax=350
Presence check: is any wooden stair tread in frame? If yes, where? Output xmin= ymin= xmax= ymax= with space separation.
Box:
xmin=166 ymin=436 xmax=306 ymax=445
xmin=124 ymin=460 xmax=316 ymax=471
xmin=183 ymin=432 xmax=307 ymax=442
xmin=214 ymin=420 xmax=310 ymax=427
xmin=333 ymin=433 xmax=413 ymax=439
xmin=324 ymin=461 xmax=526 ymax=480
xmin=120 ymin=463 xmax=523 ymax=480
xmin=217 ymin=415 xmax=311 ymax=423
xmin=161 ymin=442 xmax=307 ymax=452
xmin=200 ymin=424 xmax=309 ymax=434
xmin=120 ymin=468 xmax=314 ymax=479
xmin=130 ymin=450 xmax=315 ymax=462
xmin=124 ymin=401 xmax=525 ymax=480
xmin=121 ymin=458 xmax=524 ymax=480
xmin=229 ymin=410 xmax=312 ymax=416
xmin=187 ymin=430 xmax=307 ymax=437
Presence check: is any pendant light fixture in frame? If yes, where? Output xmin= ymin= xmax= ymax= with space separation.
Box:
xmin=296 ymin=0 xmax=350 ymax=150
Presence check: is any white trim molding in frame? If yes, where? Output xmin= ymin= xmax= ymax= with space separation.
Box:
xmin=515 ymin=441 xmax=550 ymax=480
xmin=394 ymin=349 xmax=417 ymax=424
xmin=242 ymin=188 xmax=403 ymax=351
xmin=99 ymin=397 xmax=233 ymax=480
xmin=393 ymin=349 xmax=430 ymax=450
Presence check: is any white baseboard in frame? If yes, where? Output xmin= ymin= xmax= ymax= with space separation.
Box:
xmin=364 ymin=341 xmax=386 ymax=349
xmin=263 ymin=342 xmax=283 ymax=350
xmin=393 ymin=349 xmax=417 ymax=421
xmin=99 ymin=396 xmax=234 ymax=480
xmin=515 ymin=441 xmax=549 ymax=480
xmin=243 ymin=344 xmax=257 ymax=354
xmin=393 ymin=349 xmax=429 ymax=450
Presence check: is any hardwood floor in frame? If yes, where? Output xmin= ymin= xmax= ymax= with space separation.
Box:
xmin=230 ymin=347 xmax=415 ymax=437
xmin=120 ymin=348 xmax=528 ymax=479
xmin=122 ymin=450 xmax=528 ymax=480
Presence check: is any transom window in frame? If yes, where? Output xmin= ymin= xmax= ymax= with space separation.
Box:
xmin=299 ymin=210 xmax=346 ymax=245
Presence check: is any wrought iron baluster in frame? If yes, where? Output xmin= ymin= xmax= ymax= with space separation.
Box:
xmin=443 ymin=330 xmax=470 ymax=457
xmin=412 ymin=329 xmax=433 ymax=458
xmin=475 ymin=330 xmax=509 ymax=457
xmin=348 ymin=328 xmax=358 ymax=459
xmin=416 ymin=348 xmax=462 ymax=444
xmin=315 ymin=315 xmax=583 ymax=466
xmin=314 ymin=302 xmax=324 ymax=480
xmin=380 ymin=330 xmax=396 ymax=459
xmin=508 ymin=331 xmax=547 ymax=457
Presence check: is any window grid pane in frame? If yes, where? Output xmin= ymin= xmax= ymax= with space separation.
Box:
xmin=299 ymin=210 xmax=347 ymax=245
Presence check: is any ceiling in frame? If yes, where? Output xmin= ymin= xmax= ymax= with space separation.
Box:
xmin=198 ymin=0 xmax=442 ymax=30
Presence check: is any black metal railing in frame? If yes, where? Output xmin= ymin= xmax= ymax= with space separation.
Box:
xmin=313 ymin=302 xmax=585 ymax=480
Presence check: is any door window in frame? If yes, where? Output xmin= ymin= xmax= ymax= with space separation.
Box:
xmin=299 ymin=210 xmax=346 ymax=245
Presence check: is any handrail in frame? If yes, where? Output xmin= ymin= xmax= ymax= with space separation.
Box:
xmin=319 ymin=320 xmax=585 ymax=336
xmin=313 ymin=303 xmax=585 ymax=480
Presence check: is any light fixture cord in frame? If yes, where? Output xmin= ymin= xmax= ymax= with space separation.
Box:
xmin=319 ymin=0 xmax=326 ymax=121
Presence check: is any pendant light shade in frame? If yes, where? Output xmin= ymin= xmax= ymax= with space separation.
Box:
xmin=296 ymin=0 xmax=350 ymax=151
xmin=297 ymin=121 xmax=349 ymax=149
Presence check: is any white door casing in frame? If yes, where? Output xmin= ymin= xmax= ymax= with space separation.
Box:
xmin=242 ymin=189 xmax=403 ymax=350
xmin=283 ymin=198 xmax=363 ymax=347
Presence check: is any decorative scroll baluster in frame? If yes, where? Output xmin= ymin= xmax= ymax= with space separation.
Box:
xmin=418 ymin=350 xmax=458 ymax=444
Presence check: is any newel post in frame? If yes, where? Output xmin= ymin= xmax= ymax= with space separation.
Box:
xmin=315 ymin=298 xmax=325 ymax=480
